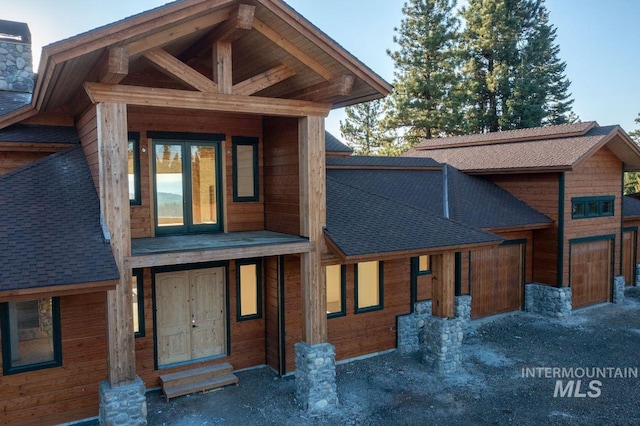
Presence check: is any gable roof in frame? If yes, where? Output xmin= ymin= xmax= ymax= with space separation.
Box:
xmin=0 ymin=146 xmax=119 ymax=295
xmin=2 ymin=0 xmax=392 ymax=128
xmin=623 ymin=195 xmax=640 ymax=219
xmin=327 ymin=155 xmax=440 ymax=169
xmin=325 ymin=131 xmax=352 ymax=154
xmin=405 ymin=123 xmax=640 ymax=173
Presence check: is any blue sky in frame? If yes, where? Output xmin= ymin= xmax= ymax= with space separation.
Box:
xmin=4 ymin=0 xmax=639 ymax=138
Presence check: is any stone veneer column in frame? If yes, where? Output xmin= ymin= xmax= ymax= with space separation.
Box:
xmin=525 ymin=283 xmax=572 ymax=318
xmin=421 ymin=317 xmax=464 ymax=373
xmin=635 ymin=264 xmax=640 ymax=287
xmin=612 ymin=276 xmax=626 ymax=304
xmin=295 ymin=342 xmax=338 ymax=413
xmin=99 ymin=376 xmax=147 ymax=425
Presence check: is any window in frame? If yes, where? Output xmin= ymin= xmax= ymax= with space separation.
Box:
xmin=150 ymin=132 xmax=224 ymax=235
xmin=355 ymin=261 xmax=384 ymax=313
xmin=232 ymin=137 xmax=259 ymax=202
xmin=417 ymin=255 xmax=431 ymax=275
xmin=128 ymin=133 xmax=141 ymax=205
xmin=326 ymin=265 xmax=346 ymax=318
xmin=132 ymin=269 xmax=145 ymax=337
xmin=237 ymin=259 xmax=262 ymax=321
xmin=572 ymin=196 xmax=615 ymax=219
xmin=0 ymin=298 xmax=62 ymax=375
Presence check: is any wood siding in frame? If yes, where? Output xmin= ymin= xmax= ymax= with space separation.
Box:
xmin=77 ymin=106 xmax=100 ymax=191
xmin=263 ymin=117 xmax=300 ymax=235
xmin=126 ymin=107 xmax=264 ymax=238
xmin=0 ymin=292 xmax=107 ymax=426
xmin=264 ymin=257 xmax=281 ymax=372
xmin=0 ymin=151 xmax=54 ymax=175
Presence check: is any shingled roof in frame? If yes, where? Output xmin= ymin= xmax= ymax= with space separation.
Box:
xmin=0 ymin=91 xmax=31 ymax=116
xmin=623 ymin=195 xmax=640 ymax=219
xmin=0 ymin=146 xmax=119 ymax=293
xmin=325 ymin=132 xmax=352 ymax=154
xmin=404 ymin=123 xmax=640 ymax=173
xmin=0 ymin=124 xmax=80 ymax=144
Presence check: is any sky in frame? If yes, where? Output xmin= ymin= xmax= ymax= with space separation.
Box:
xmin=4 ymin=0 xmax=640 ymax=138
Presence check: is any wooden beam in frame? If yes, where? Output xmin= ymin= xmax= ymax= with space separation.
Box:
xmin=232 ymin=64 xmax=295 ymax=96
xmin=122 ymin=7 xmax=232 ymax=57
xmin=126 ymin=241 xmax=312 ymax=269
xmin=210 ymin=4 xmax=255 ymax=43
xmin=84 ymin=82 xmax=332 ymax=117
xmin=143 ymin=48 xmax=217 ymax=92
xmin=286 ymin=75 xmax=354 ymax=103
xmin=252 ymin=17 xmax=334 ymax=81
xmin=431 ymin=252 xmax=455 ymax=318
xmin=213 ymin=41 xmax=233 ymax=94
xmin=299 ymin=116 xmax=327 ymax=345
xmin=96 ymin=102 xmax=136 ymax=386
xmin=0 ymin=280 xmax=117 ymax=303
xmin=98 ymin=47 xmax=129 ymax=84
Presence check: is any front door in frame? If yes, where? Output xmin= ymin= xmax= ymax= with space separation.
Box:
xmin=155 ymin=267 xmax=226 ymax=366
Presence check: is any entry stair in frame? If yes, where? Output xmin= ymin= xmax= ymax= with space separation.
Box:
xmin=159 ymin=362 xmax=239 ymax=401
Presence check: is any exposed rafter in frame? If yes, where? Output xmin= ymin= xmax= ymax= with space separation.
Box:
xmin=143 ymin=48 xmax=217 ymax=92
xmin=286 ymin=75 xmax=354 ymax=103
xmin=233 ymin=64 xmax=295 ymax=96
xmin=97 ymin=47 xmax=129 ymax=84
xmin=210 ymin=4 xmax=255 ymax=43
xmin=84 ymin=83 xmax=332 ymax=117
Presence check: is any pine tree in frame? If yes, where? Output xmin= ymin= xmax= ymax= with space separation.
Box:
xmin=624 ymin=114 xmax=640 ymax=194
xmin=384 ymin=0 xmax=463 ymax=145
xmin=340 ymin=99 xmax=400 ymax=156
xmin=460 ymin=0 xmax=574 ymax=133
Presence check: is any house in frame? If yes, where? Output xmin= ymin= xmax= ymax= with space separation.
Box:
xmin=405 ymin=121 xmax=640 ymax=312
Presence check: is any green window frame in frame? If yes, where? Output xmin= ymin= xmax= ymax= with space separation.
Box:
xmin=326 ymin=264 xmax=346 ymax=318
xmin=132 ymin=269 xmax=145 ymax=338
xmin=571 ymin=196 xmax=615 ymax=219
xmin=236 ymin=259 xmax=262 ymax=321
xmin=150 ymin=132 xmax=224 ymax=236
xmin=355 ymin=261 xmax=384 ymax=314
xmin=417 ymin=255 xmax=431 ymax=275
xmin=232 ymin=136 xmax=259 ymax=202
xmin=128 ymin=132 xmax=141 ymax=206
xmin=0 ymin=297 xmax=62 ymax=375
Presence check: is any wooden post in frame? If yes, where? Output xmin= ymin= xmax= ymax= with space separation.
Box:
xmin=431 ymin=252 xmax=455 ymax=318
xmin=213 ymin=41 xmax=232 ymax=94
xmin=298 ymin=116 xmax=327 ymax=345
xmin=97 ymin=102 xmax=136 ymax=385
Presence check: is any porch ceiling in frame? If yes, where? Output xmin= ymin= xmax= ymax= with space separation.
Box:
xmin=127 ymin=230 xmax=311 ymax=268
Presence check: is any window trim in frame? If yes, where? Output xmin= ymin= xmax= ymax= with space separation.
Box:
xmin=133 ymin=269 xmax=145 ymax=338
xmin=232 ymin=136 xmax=259 ymax=202
xmin=236 ymin=258 xmax=263 ymax=322
xmin=128 ymin=132 xmax=141 ymax=206
xmin=0 ymin=297 xmax=62 ymax=375
xmin=354 ymin=261 xmax=384 ymax=314
xmin=326 ymin=264 xmax=346 ymax=318
xmin=571 ymin=196 xmax=615 ymax=219
xmin=150 ymin=132 xmax=225 ymax=236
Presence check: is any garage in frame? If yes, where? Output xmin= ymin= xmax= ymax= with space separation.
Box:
xmin=622 ymin=228 xmax=637 ymax=286
xmin=570 ymin=237 xmax=613 ymax=308
xmin=470 ymin=241 xmax=524 ymax=319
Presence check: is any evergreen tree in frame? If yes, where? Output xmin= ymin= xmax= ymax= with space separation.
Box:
xmin=340 ymin=99 xmax=400 ymax=156
xmin=385 ymin=0 xmax=463 ymax=145
xmin=460 ymin=0 xmax=574 ymax=133
xmin=624 ymin=113 xmax=640 ymax=194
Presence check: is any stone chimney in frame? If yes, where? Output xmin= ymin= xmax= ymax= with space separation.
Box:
xmin=0 ymin=19 xmax=35 ymax=93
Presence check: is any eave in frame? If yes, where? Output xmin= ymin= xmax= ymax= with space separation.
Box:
xmin=0 ymin=279 xmax=117 ymax=303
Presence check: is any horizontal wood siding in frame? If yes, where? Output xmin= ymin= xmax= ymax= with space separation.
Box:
xmin=0 ymin=292 xmax=107 ymax=426
xmin=283 ymin=255 xmax=302 ymax=374
xmin=0 ymin=151 xmax=56 ymax=175
xmin=77 ymin=106 xmax=99 ymax=191
xmin=263 ymin=117 xmax=300 ymax=235
xmin=135 ymin=262 xmax=265 ymax=389
xmin=459 ymin=251 xmax=470 ymax=295
xmin=489 ymin=173 xmax=560 ymax=285
xmin=564 ymin=147 xmax=622 ymax=285
xmin=264 ymin=257 xmax=280 ymax=372
xmin=416 ymin=273 xmax=432 ymax=301
xmin=127 ymin=107 xmax=264 ymax=238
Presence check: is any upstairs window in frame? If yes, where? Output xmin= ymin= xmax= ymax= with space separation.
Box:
xmin=232 ymin=136 xmax=259 ymax=202
xmin=572 ymin=196 xmax=615 ymax=219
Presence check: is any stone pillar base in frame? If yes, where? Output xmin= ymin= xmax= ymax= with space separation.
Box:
xmin=397 ymin=300 xmax=432 ymax=355
xmin=525 ymin=283 xmax=572 ymax=318
xmin=420 ymin=317 xmax=464 ymax=373
xmin=99 ymin=376 xmax=147 ymax=426
xmin=613 ymin=276 xmax=625 ymax=304
xmin=635 ymin=264 xmax=640 ymax=287
xmin=294 ymin=342 xmax=338 ymax=413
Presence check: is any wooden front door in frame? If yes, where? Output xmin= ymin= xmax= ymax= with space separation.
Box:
xmin=622 ymin=230 xmax=637 ymax=286
xmin=156 ymin=268 xmax=226 ymax=366
xmin=471 ymin=242 xmax=524 ymax=319
xmin=570 ymin=239 xmax=612 ymax=308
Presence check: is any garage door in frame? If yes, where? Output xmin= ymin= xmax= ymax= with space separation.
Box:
xmin=470 ymin=242 xmax=524 ymax=319
xmin=570 ymin=238 xmax=612 ymax=308
xmin=622 ymin=229 xmax=637 ymax=286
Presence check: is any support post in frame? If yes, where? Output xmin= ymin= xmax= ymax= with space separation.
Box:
xmin=96 ymin=103 xmax=146 ymax=424
xmin=431 ymin=252 xmax=455 ymax=318
xmin=213 ymin=41 xmax=233 ymax=94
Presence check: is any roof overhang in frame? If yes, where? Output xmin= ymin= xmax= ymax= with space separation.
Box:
xmin=0 ymin=279 xmax=117 ymax=303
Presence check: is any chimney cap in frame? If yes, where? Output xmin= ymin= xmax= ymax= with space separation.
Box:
xmin=0 ymin=20 xmax=31 ymax=43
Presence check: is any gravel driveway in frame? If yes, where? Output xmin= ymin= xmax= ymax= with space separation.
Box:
xmin=146 ymin=288 xmax=640 ymax=425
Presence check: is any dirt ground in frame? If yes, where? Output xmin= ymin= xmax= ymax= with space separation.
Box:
xmin=144 ymin=288 xmax=640 ymax=425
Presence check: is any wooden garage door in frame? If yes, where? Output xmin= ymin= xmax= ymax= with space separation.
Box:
xmin=622 ymin=230 xmax=637 ymax=286
xmin=471 ymin=242 xmax=524 ymax=319
xmin=570 ymin=239 xmax=612 ymax=308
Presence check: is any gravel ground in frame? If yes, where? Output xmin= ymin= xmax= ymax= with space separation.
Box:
xmin=146 ymin=288 xmax=640 ymax=426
